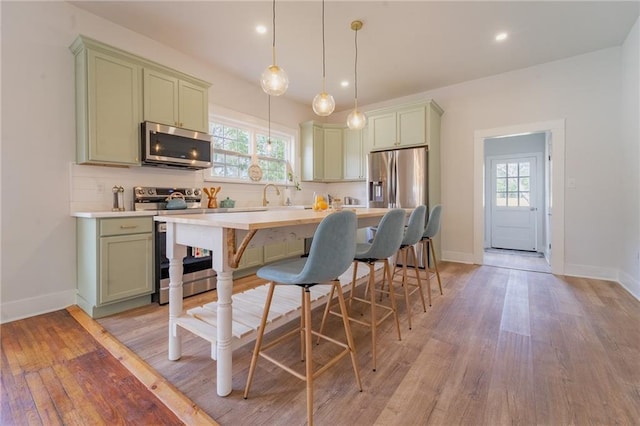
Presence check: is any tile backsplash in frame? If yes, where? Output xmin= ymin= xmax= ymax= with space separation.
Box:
xmin=69 ymin=163 xmax=366 ymax=213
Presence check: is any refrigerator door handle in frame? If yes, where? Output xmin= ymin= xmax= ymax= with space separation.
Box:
xmin=389 ymin=151 xmax=397 ymax=208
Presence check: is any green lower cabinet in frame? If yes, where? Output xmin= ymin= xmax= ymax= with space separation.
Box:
xmin=234 ymin=239 xmax=305 ymax=279
xmin=238 ymin=246 xmax=264 ymax=270
xmin=99 ymin=234 xmax=153 ymax=304
xmin=77 ymin=217 xmax=153 ymax=318
xmin=263 ymin=239 xmax=305 ymax=264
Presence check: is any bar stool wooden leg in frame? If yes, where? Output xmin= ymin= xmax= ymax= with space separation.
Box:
xmin=349 ymin=261 xmax=358 ymax=309
xmin=429 ymin=239 xmax=443 ymax=295
xmin=316 ymin=284 xmax=336 ymax=345
xmin=303 ymin=288 xmax=314 ymax=426
xmin=300 ymin=287 xmax=306 ymax=361
xmin=384 ymin=259 xmax=402 ymax=342
xmin=334 ymin=282 xmax=362 ymax=392
xmin=409 ymin=245 xmax=427 ymax=311
xmin=244 ymin=282 xmax=276 ymax=399
xmin=421 ymin=240 xmax=434 ymax=305
xmin=368 ymin=265 xmax=378 ymax=371
xmin=400 ymin=248 xmax=413 ymax=330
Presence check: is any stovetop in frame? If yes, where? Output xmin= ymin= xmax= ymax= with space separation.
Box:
xmin=133 ymin=186 xmax=203 ymax=211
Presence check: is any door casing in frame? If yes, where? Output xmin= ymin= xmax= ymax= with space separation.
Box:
xmin=474 ymin=120 xmax=565 ymax=275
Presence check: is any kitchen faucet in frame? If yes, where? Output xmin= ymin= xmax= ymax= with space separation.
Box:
xmin=262 ymin=184 xmax=280 ymax=206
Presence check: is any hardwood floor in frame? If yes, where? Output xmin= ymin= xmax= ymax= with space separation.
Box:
xmin=483 ymin=248 xmax=552 ymax=273
xmin=3 ymin=263 xmax=639 ymax=425
xmin=0 ymin=310 xmax=187 ymax=425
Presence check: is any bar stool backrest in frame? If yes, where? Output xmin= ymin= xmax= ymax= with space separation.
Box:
xmin=357 ymin=209 xmax=406 ymax=260
xmin=423 ymin=204 xmax=443 ymax=239
xmin=402 ymin=205 xmax=427 ymax=246
xmin=301 ymin=211 xmax=357 ymax=283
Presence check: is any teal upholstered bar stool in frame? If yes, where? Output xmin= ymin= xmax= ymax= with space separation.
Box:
xmin=243 ymin=211 xmax=362 ymax=426
xmin=420 ymin=204 xmax=443 ymax=296
xmin=388 ymin=205 xmax=428 ymax=329
xmin=318 ymin=208 xmax=406 ymax=372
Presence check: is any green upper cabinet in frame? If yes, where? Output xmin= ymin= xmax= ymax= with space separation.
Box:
xmin=323 ymin=126 xmax=343 ymax=181
xmin=300 ymin=121 xmax=364 ymax=182
xmin=343 ymin=127 xmax=364 ymax=180
xmin=300 ymin=121 xmax=324 ymax=181
xmin=70 ymin=35 xmax=211 ymax=167
xmin=367 ymin=101 xmax=443 ymax=151
xmin=71 ymin=38 xmax=143 ymax=166
xmin=143 ymin=68 xmax=209 ymax=133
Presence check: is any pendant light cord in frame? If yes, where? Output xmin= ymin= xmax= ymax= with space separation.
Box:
xmin=354 ymin=25 xmax=359 ymax=107
xmin=322 ymin=0 xmax=326 ymax=86
xmin=271 ymin=0 xmax=276 ymax=64
xmin=268 ymin=95 xmax=272 ymax=150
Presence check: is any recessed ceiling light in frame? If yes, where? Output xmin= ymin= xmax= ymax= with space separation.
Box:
xmin=495 ymin=32 xmax=508 ymax=42
xmin=340 ymin=80 xmax=349 ymax=88
xmin=256 ymin=25 xmax=267 ymax=34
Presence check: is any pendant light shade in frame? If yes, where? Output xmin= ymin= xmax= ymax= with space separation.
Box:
xmin=312 ymin=93 xmax=335 ymax=116
xmin=312 ymin=0 xmax=335 ymax=116
xmin=347 ymin=109 xmax=366 ymax=130
xmin=347 ymin=20 xmax=366 ymax=130
xmin=261 ymin=0 xmax=288 ymax=96
xmin=261 ymin=65 xmax=289 ymax=96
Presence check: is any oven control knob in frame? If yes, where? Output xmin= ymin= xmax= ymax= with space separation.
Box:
xmin=186 ymin=189 xmax=193 ymax=196
xmin=136 ymin=188 xmax=144 ymax=195
xmin=194 ymin=189 xmax=201 ymax=196
xmin=147 ymin=189 xmax=154 ymax=195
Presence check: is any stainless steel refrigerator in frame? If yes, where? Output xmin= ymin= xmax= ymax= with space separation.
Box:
xmin=368 ymin=146 xmax=429 ymax=209
xmin=367 ymin=146 xmax=429 ymax=266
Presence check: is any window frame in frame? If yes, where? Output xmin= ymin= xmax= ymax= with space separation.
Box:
xmin=204 ymin=110 xmax=297 ymax=185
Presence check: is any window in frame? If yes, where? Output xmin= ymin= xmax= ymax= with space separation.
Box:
xmin=495 ymin=160 xmax=530 ymax=207
xmin=208 ymin=117 xmax=294 ymax=183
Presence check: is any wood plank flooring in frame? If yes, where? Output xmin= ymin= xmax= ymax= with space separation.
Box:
xmin=0 ymin=310 xmax=187 ymax=425
xmin=3 ymin=263 xmax=639 ymax=425
xmin=97 ymin=263 xmax=640 ymax=425
xmin=484 ymin=249 xmax=551 ymax=273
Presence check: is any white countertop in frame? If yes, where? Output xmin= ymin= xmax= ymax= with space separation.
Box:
xmin=71 ymin=204 xmax=367 ymax=219
xmin=72 ymin=210 xmax=158 ymax=218
xmin=155 ymin=207 xmax=399 ymax=231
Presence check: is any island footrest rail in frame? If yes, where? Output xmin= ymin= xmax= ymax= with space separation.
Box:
xmin=175 ymin=263 xmax=383 ymax=359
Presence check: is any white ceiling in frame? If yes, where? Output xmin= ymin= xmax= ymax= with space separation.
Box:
xmin=70 ymin=1 xmax=639 ymax=112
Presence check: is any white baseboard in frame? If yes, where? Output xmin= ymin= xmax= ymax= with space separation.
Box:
xmin=618 ymin=270 xmax=640 ymax=301
xmin=1 ymin=290 xmax=76 ymax=324
xmin=442 ymin=250 xmax=475 ymax=264
xmin=563 ymin=263 xmax=618 ymax=281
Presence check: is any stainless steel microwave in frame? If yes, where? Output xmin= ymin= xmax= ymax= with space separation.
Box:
xmin=141 ymin=121 xmax=212 ymax=169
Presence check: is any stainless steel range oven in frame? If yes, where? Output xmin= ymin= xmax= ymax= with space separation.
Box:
xmin=134 ymin=186 xmax=216 ymax=304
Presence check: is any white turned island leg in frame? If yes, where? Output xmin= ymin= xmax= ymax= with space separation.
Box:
xmin=166 ymin=224 xmax=187 ymax=361
xmin=216 ymin=270 xmax=234 ymax=396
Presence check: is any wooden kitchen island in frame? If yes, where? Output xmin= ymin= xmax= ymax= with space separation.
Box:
xmin=155 ymin=208 xmax=397 ymax=397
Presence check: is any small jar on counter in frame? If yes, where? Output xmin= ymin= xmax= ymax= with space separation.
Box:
xmin=332 ymin=198 xmax=343 ymax=211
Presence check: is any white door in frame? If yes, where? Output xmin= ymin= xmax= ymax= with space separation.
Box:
xmin=491 ymin=156 xmax=537 ymax=251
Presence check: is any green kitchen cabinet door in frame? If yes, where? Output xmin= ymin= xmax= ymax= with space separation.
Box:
xmin=343 ymin=127 xmax=364 ymax=181
xmin=78 ymin=49 xmax=142 ymax=166
xmin=143 ymin=68 xmax=209 ymax=133
xmin=99 ymin=233 xmax=153 ymax=305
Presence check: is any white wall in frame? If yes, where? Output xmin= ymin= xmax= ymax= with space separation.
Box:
xmin=0 ymin=1 xmax=316 ymax=322
xmin=618 ymin=17 xmax=640 ymax=297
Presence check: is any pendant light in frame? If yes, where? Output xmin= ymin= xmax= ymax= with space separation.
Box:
xmin=312 ymin=0 xmax=335 ymax=116
xmin=347 ymin=20 xmax=366 ymax=130
xmin=261 ymin=0 xmax=288 ymax=96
